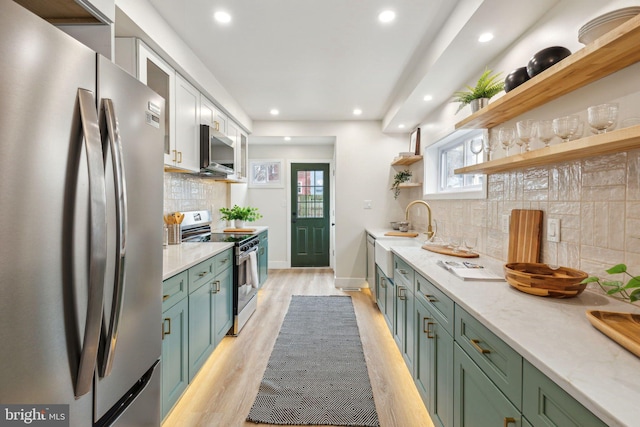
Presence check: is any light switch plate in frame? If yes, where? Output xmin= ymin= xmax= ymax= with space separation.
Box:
xmin=547 ymin=218 xmax=560 ymax=242
xmin=363 ymin=200 xmax=372 ymax=209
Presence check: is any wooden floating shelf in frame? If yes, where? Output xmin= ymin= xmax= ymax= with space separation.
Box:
xmin=391 ymin=155 xmax=423 ymax=166
xmin=455 ymin=125 xmax=640 ymax=175
xmin=455 ymin=14 xmax=640 ymax=131
xmin=398 ymin=182 xmax=422 ymax=188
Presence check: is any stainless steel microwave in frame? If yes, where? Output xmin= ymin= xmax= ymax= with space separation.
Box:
xmin=200 ymin=124 xmax=234 ymax=174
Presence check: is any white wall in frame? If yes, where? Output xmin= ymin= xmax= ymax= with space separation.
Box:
xmin=245 ymin=144 xmax=335 ymax=269
xmin=251 ymin=121 xmax=411 ymax=288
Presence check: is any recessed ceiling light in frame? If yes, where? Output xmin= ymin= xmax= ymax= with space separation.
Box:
xmin=353 ymin=108 xmax=362 ymax=116
xmin=423 ymin=95 xmax=433 ymax=102
xmin=398 ymin=124 xmax=405 ymax=129
xmin=478 ymin=32 xmax=494 ymax=43
xmin=214 ymin=11 xmax=231 ymax=24
xmin=284 ymin=136 xmax=291 ymax=141
xmin=270 ymin=109 xmax=279 ymax=116
xmin=378 ymin=10 xmax=396 ymax=23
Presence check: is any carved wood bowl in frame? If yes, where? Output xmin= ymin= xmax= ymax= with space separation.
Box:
xmin=503 ymin=263 xmax=589 ymax=298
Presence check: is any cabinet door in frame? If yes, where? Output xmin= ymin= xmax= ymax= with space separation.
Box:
xmin=212 ymin=266 xmax=233 ymax=345
xmin=161 ymin=297 xmax=188 ymax=419
xmin=174 ymin=73 xmax=200 ymax=171
xmin=188 ymin=282 xmax=214 ymax=381
xmin=238 ymin=131 xmax=248 ymax=180
xmin=200 ymin=95 xmax=218 ymax=128
xmin=258 ymin=233 xmax=268 ymax=286
xmin=394 ymin=284 xmax=406 ymax=349
xmin=454 ymin=344 xmax=522 ymax=427
xmin=376 ymin=267 xmax=387 ymax=324
xmin=415 ymin=299 xmax=453 ymax=427
xmin=394 ymin=284 xmax=414 ymax=373
xmin=523 ymin=361 xmax=607 ymax=427
xmin=136 ymin=41 xmax=176 ymax=166
xmin=385 ymin=276 xmax=395 ymax=332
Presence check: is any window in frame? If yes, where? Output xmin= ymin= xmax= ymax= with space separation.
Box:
xmin=424 ymin=129 xmax=487 ymax=200
xmin=296 ymin=170 xmax=324 ymax=218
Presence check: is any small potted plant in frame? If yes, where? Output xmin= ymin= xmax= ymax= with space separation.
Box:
xmin=391 ymin=170 xmax=412 ymax=199
xmin=219 ymin=205 xmax=263 ymax=229
xmin=582 ymin=264 xmax=640 ymax=303
xmin=452 ymin=68 xmax=505 ymax=114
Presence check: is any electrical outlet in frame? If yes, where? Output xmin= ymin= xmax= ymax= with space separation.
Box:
xmin=547 ymin=218 xmax=560 ymax=243
xmin=363 ymin=200 xmax=372 ymax=209
xmin=502 ymin=214 xmax=510 ymax=233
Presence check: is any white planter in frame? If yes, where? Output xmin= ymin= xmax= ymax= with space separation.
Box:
xmin=234 ymin=219 xmax=245 ymax=229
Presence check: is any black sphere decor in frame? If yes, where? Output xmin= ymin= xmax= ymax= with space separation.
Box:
xmin=527 ymin=46 xmax=571 ymax=78
xmin=504 ymin=67 xmax=530 ymax=92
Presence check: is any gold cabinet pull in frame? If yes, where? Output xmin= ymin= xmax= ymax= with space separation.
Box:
xmin=424 ymin=293 xmax=437 ymax=303
xmin=380 ymin=278 xmax=387 ymax=288
xmin=423 ymin=317 xmax=434 ymax=339
xmin=198 ymin=271 xmax=207 ymax=277
xmin=177 ymin=151 xmax=183 ymax=163
xmin=470 ymin=338 xmax=491 ymax=354
xmin=398 ymin=286 xmax=407 ymax=300
xmin=162 ymin=318 xmax=171 ymax=340
xmin=504 ymin=417 xmax=516 ymax=427
xmin=162 ymin=294 xmax=170 ymax=301
xmin=172 ymin=149 xmax=178 ymax=163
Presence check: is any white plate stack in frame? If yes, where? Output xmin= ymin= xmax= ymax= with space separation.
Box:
xmin=578 ymin=7 xmax=640 ymax=45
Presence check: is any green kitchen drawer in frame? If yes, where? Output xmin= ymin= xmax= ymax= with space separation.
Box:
xmin=415 ymin=272 xmax=454 ymax=336
xmin=188 ymin=257 xmax=215 ymax=293
xmin=162 ymin=271 xmax=188 ymax=311
xmin=455 ymin=306 xmax=523 ymax=410
xmin=523 ymin=360 xmax=607 ymax=427
xmin=213 ymin=248 xmax=232 ymax=274
xmin=393 ymin=255 xmax=415 ymax=294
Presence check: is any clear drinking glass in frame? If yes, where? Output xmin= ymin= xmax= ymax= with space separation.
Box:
xmin=552 ymin=115 xmax=580 ymax=142
xmin=587 ymin=103 xmax=619 ymax=134
xmin=484 ymin=135 xmax=497 ymax=161
xmin=464 ymin=236 xmax=478 ymax=254
xmin=469 ymin=138 xmax=484 ymax=163
xmin=516 ymin=119 xmax=536 ymax=152
xmin=537 ymin=120 xmax=555 ymax=147
xmin=568 ymin=120 xmax=584 ymax=141
xmin=498 ymin=127 xmax=515 ymax=156
xmin=450 ymin=236 xmax=462 ymax=253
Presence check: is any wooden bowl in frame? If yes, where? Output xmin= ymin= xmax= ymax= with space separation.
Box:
xmin=503 ymin=263 xmax=589 ymax=298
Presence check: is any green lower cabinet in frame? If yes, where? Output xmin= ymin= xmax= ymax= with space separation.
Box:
xmin=522 ymin=361 xmax=607 ymax=427
xmin=258 ymin=230 xmax=268 ymax=286
xmin=188 ymin=281 xmax=215 ymax=381
xmin=161 ymin=297 xmax=188 ymax=419
xmin=376 ymin=266 xmax=394 ymax=331
xmin=414 ymin=298 xmax=453 ymax=427
xmin=394 ymin=282 xmax=414 ymax=373
xmin=524 ymin=418 xmax=534 ymax=427
xmin=375 ymin=266 xmax=387 ymax=319
xmin=454 ymin=344 xmax=522 ymax=427
xmin=212 ymin=265 xmax=233 ymax=345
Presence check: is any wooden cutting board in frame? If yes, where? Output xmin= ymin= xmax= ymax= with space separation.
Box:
xmin=384 ymin=231 xmax=419 ymax=237
xmin=422 ymin=245 xmax=479 ymax=258
xmin=508 ymin=209 xmax=543 ymax=263
xmin=224 ymin=228 xmax=256 ymax=233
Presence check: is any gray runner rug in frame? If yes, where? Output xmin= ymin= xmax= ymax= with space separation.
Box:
xmin=247 ymin=295 xmax=380 ymax=426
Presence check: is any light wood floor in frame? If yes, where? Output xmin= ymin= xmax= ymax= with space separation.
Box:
xmin=162 ymin=269 xmax=435 ymax=427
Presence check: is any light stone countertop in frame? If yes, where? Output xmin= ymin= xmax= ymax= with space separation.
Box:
xmin=391 ymin=246 xmax=640 ymax=427
xmin=211 ymin=225 xmax=269 ymax=234
xmin=163 ymin=242 xmax=234 ymax=280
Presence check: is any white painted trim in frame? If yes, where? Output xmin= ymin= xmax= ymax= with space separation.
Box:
xmin=268 ymin=261 xmax=288 ymax=269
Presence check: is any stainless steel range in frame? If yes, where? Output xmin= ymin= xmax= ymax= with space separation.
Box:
xmin=181 ymin=210 xmax=259 ymax=335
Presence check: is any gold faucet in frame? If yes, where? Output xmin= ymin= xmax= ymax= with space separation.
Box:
xmin=405 ymin=200 xmax=435 ymax=239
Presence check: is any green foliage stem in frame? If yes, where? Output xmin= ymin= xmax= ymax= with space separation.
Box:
xmin=581 ymin=264 xmax=640 ymax=303
xmin=219 ymin=205 xmax=263 ymax=222
xmin=391 ymin=170 xmax=412 ymax=199
xmin=452 ymin=68 xmax=505 ymax=113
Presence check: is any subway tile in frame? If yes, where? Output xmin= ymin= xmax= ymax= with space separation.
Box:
xmin=581 ymin=202 xmax=595 ymax=247
xmin=581 ymin=245 xmax=625 ymax=265
xmin=582 ymin=169 xmax=626 ymax=187
xmin=608 ymin=202 xmax=625 ymax=250
xmin=549 ymin=201 xmax=581 ymax=215
xmin=581 ymin=185 xmax=626 ymax=201
xmin=583 ymin=152 xmax=627 ymax=172
xmin=628 ymin=149 xmax=640 ymax=200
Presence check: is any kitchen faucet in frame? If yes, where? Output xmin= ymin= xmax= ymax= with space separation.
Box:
xmin=405 ymin=200 xmax=435 ymax=239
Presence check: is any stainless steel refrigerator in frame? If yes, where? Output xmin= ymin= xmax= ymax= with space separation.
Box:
xmin=0 ymin=2 xmax=164 ymax=425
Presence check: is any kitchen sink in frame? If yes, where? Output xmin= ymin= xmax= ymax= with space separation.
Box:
xmin=374 ymin=237 xmax=423 ymax=279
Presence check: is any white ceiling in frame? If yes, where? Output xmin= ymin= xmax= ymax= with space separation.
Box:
xmin=142 ymin=0 xmax=560 ymax=132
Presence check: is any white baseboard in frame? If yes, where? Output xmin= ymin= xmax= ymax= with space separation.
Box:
xmin=334 ymin=277 xmax=368 ymax=290
xmin=268 ymin=261 xmax=288 ymax=269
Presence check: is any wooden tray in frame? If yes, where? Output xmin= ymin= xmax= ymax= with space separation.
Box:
xmin=223 ymin=228 xmax=256 ymax=233
xmin=384 ymin=232 xmax=419 ymax=237
xmin=586 ymin=310 xmax=640 ymax=358
xmin=421 ymin=245 xmax=479 ymax=258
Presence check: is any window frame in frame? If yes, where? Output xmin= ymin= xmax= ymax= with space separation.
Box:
xmin=423 ymin=129 xmax=487 ymax=200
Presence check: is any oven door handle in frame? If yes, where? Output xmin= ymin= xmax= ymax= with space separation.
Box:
xmin=238 ymin=245 xmax=259 ymax=264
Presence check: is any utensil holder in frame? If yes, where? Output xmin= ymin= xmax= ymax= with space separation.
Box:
xmin=167 ymin=224 xmax=181 ymax=245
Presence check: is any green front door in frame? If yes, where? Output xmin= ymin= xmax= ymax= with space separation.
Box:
xmin=291 ymin=163 xmax=330 ymax=267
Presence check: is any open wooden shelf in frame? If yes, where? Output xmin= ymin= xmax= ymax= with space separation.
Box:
xmin=455 ymin=125 xmax=640 ymax=175
xmin=455 ymin=14 xmax=640 ymax=131
xmin=398 ymin=182 xmax=422 ymax=188
xmin=391 ymin=155 xmax=423 ymax=166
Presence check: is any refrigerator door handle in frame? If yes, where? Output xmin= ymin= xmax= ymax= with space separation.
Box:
xmin=99 ymin=98 xmax=128 ymax=378
xmin=75 ymin=88 xmax=108 ymax=398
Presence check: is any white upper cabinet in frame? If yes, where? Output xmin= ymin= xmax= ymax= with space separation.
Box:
xmin=174 ymin=74 xmax=200 ymax=172
xmin=200 ymin=96 xmax=227 ymax=135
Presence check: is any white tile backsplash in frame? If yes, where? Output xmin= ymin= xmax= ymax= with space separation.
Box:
xmin=413 ymin=149 xmax=640 ymax=286
xmin=163 ymin=173 xmax=228 ymax=225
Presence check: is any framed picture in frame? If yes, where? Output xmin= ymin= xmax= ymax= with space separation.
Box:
xmin=410 ymin=128 xmax=421 ymax=155
xmin=249 ymin=159 xmax=284 ymax=188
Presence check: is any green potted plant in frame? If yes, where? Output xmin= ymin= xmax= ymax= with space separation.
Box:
xmin=219 ymin=205 xmax=263 ymax=228
xmin=452 ymin=68 xmax=505 ymax=114
xmin=391 ymin=169 xmax=412 ymax=199
xmin=582 ymin=264 xmax=640 ymax=303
